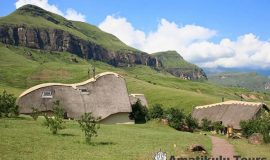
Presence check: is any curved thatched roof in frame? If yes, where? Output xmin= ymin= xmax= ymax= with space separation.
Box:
xmin=19 ymin=72 xmax=120 ymax=98
xmin=129 ymin=94 xmax=148 ymax=107
xmin=192 ymin=101 xmax=269 ymax=129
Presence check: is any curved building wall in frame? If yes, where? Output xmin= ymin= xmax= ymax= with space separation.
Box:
xmin=100 ymin=112 xmax=134 ymax=124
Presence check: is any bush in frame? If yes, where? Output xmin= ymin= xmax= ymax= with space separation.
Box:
xmin=44 ymin=100 xmax=65 ymax=134
xmin=129 ymin=100 xmax=149 ymax=123
xmin=185 ymin=114 xmax=199 ymax=131
xmin=212 ymin=121 xmax=224 ymax=133
xmin=165 ymin=108 xmax=185 ymax=130
xmin=0 ymin=90 xmax=19 ymax=117
xmin=30 ymin=107 xmax=40 ymax=120
xmin=201 ymin=118 xmax=212 ymax=131
xmin=240 ymin=112 xmax=270 ymax=143
xmin=78 ymin=112 xmax=101 ymax=144
xmin=149 ymin=104 xmax=164 ymax=119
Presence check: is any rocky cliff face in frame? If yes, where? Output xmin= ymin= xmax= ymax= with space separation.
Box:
xmin=166 ymin=67 xmax=207 ymax=80
xmin=0 ymin=5 xmax=207 ymax=80
xmin=0 ymin=24 xmax=159 ymax=67
xmin=152 ymin=51 xmax=207 ymax=80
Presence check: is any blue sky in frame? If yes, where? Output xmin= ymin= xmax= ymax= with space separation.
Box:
xmin=1 ymin=0 xmax=270 ymax=73
xmin=1 ymin=0 xmax=270 ymax=40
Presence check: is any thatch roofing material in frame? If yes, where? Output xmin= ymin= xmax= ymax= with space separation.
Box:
xmin=129 ymin=94 xmax=148 ymax=107
xmin=19 ymin=72 xmax=120 ymax=98
xmin=195 ymin=100 xmax=268 ymax=109
xmin=192 ymin=101 xmax=269 ymax=129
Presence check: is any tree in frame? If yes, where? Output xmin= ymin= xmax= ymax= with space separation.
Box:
xmin=129 ymin=100 xmax=149 ymax=123
xmin=240 ymin=112 xmax=270 ymax=143
xmin=78 ymin=112 xmax=101 ymax=144
xmin=44 ymin=100 xmax=65 ymax=134
xmin=165 ymin=108 xmax=185 ymax=130
xmin=185 ymin=114 xmax=199 ymax=131
xmin=201 ymin=118 xmax=212 ymax=131
xmin=149 ymin=104 xmax=164 ymax=119
xmin=30 ymin=107 xmax=40 ymax=120
xmin=0 ymin=90 xmax=19 ymax=117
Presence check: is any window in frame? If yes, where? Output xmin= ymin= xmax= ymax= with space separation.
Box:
xmin=42 ymin=91 xmax=53 ymax=98
xmin=79 ymin=88 xmax=89 ymax=95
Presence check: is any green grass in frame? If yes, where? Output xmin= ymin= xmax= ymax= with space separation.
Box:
xmin=228 ymin=138 xmax=270 ymax=158
xmin=0 ymin=116 xmax=211 ymax=160
xmin=1 ymin=43 xmax=269 ymax=112
xmin=152 ymin=51 xmax=196 ymax=69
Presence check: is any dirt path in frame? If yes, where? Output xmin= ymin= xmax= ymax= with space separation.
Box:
xmin=210 ymin=136 xmax=237 ymax=159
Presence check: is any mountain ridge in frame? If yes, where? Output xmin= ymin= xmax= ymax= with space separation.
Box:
xmin=152 ymin=51 xmax=207 ymax=80
xmin=0 ymin=5 xmax=160 ymax=67
xmin=208 ymin=72 xmax=270 ymax=92
xmin=0 ymin=4 xmax=206 ymax=80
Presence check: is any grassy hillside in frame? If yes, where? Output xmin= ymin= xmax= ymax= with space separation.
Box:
xmin=152 ymin=51 xmax=196 ymax=69
xmin=208 ymin=72 xmax=270 ymax=92
xmin=0 ymin=5 xmax=138 ymax=53
xmin=1 ymin=43 xmax=269 ymax=113
xmin=151 ymin=51 xmax=207 ymax=80
xmin=0 ymin=116 xmax=212 ymax=160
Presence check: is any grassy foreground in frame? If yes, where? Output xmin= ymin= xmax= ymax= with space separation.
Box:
xmin=0 ymin=116 xmax=211 ymax=160
xmin=228 ymin=138 xmax=270 ymax=158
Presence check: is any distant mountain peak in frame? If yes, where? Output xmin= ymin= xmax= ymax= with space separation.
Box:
xmin=152 ymin=51 xmax=207 ymax=80
xmin=208 ymin=72 xmax=270 ymax=92
xmin=152 ymin=50 xmax=184 ymax=59
xmin=15 ymin=4 xmax=50 ymax=16
xmin=13 ymin=4 xmax=72 ymax=27
xmin=0 ymin=5 xmax=160 ymax=68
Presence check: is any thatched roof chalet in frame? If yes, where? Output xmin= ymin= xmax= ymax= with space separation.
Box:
xmin=192 ymin=100 xmax=269 ymax=129
xmin=17 ymin=72 xmax=134 ymax=124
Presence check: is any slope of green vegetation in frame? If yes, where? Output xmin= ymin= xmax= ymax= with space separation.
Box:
xmin=0 ymin=116 xmax=212 ymax=160
xmin=0 ymin=4 xmax=138 ymax=53
xmin=208 ymin=72 xmax=270 ymax=92
xmin=152 ymin=51 xmax=196 ymax=69
xmin=1 ymin=43 xmax=269 ymax=113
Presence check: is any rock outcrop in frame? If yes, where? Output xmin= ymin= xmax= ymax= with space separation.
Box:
xmin=152 ymin=51 xmax=207 ymax=80
xmin=166 ymin=67 xmax=207 ymax=80
xmin=0 ymin=24 xmax=159 ymax=67
xmin=0 ymin=5 xmax=207 ymax=80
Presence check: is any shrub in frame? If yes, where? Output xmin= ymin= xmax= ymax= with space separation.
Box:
xmin=30 ymin=107 xmax=40 ymax=120
xmin=212 ymin=121 xmax=224 ymax=133
xmin=201 ymin=118 xmax=212 ymax=131
xmin=149 ymin=104 xmax=164 ymax=119
xmin=165 ymin=108 xmax=185 ymax=130
xmin=240 ymin=112 xmax=270 ymax=143
xmin=78 ymin=112 xmax=101 ymax=144
xmin=129 ymin=100 xmax=149 ymax=123
xmin=185 ymin=114 xmax=199 ymax=131
xmin=0 ymin=90 xmax=19 ymax=117
xmin=44 ymin=100 xmax=65 ymax=134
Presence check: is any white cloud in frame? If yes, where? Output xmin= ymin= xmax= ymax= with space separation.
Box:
xmin=200 ymin=34 xmax=270 ymax=69
xmin=15 ymin=0 xmax=86 ymax=22
xmin=99 ymin=15 xmax=270 ymax=70
xmin=65 ymin=8 xmax=86 ymax=22
xmin=99 ymin=15 xmax=146 ymax=48
xmin=141 ymin=19 xmax=216 ymax=53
